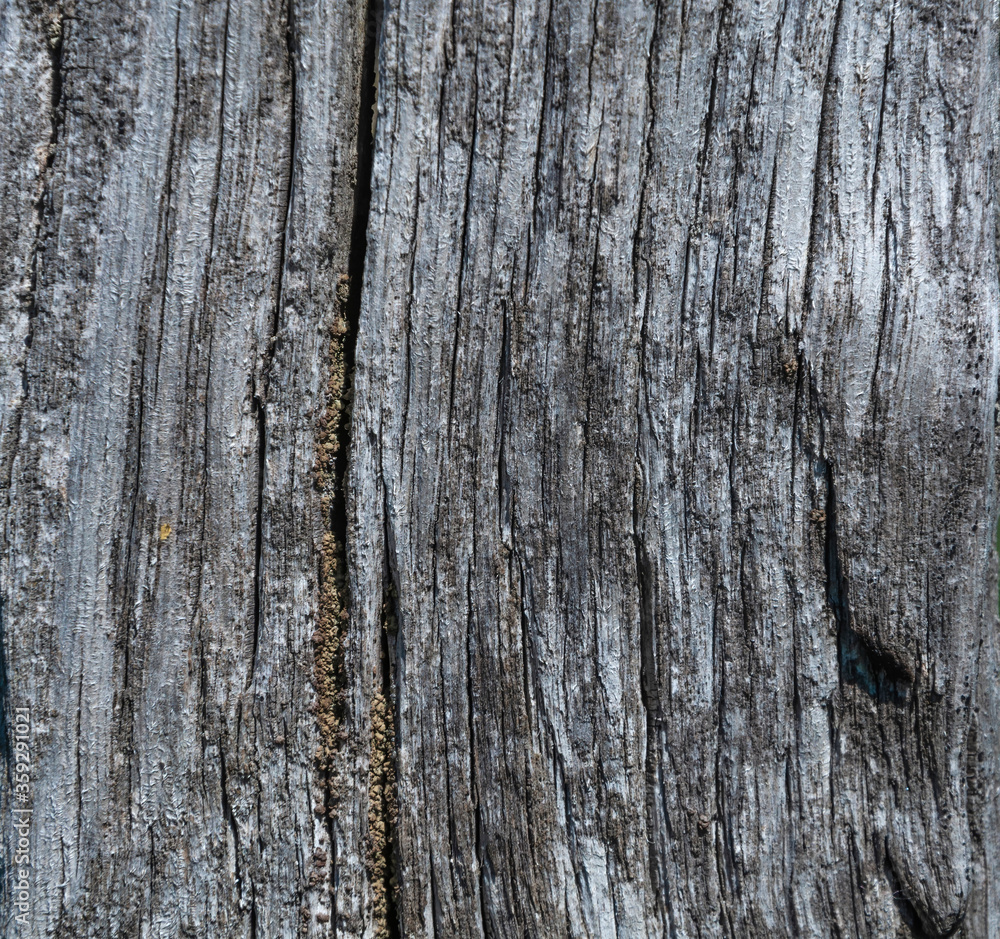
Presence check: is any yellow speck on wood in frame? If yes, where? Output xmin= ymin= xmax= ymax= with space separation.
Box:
xmin=159 ymin=522 xmax=172 ymax=541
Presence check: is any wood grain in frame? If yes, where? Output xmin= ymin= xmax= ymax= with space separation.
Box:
xmin=1 ymin=0 xmax=998 ymax=936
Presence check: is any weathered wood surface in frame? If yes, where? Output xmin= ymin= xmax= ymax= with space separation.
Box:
xmin=0 ymin=0 xmax=369 ymax=934
xmin=1 ymin=0 xmax=999 ymax=937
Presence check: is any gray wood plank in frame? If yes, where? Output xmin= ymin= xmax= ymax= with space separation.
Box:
xmin=350 ymin=0 xmax=1000 ymax=936
xmin=1 ymin=0 xmax=997 ymax=936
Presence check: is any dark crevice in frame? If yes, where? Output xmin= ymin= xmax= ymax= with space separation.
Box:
xmin=369 ymin=589 xmax=400 ymax=939
xmin=219 ymin=741 xmax=243 ymax=899
xmin=964 ymin=716 xmax=986 ymax=936
xmin=869 ymin=200 xmax=896 ymax=427
xmin=824 ymin=462 xmax=910 ymax=705
xmin=759 ymin=146 xmax=781 ymax=322
xmin=510 ymin=513 xmax=556 ymax=744
xmin=274 ymin=0 xmax=297 ymax=338
xmin=428 ymin=861 xmax=442 ymax=939
xmin=383 ymin=629 xmax=401 ymax=939
xmin=250 ymin=375 xmax=267 ymax=691
xmin=250 ymin=377 xmax=267 ymax=691
xmin=633 ymin=509 xmax=665 ymax=922
xmin=465 ymin=564 xmax=490 ymax=937
xmin=370 ymin=497 xmax=402 ymax=939
xmin=191 ymin=0 xmax=231 ymax=684
xmin=400 ymin=165 xmax=419 ymax=453
xmin=319 ymin=0 xmax=383 ymax=663
xmin=802 ymin=0 xmax=845 ymax=319
xmin=74 ymin=671 xmax=83 ymax=850
xmin=250 ymin=0 xmax=299 ymax=691
xmin=149 ymin=828 xmax=156 ymax=913
xmin=345 ymin=0 xmax=383 ymax=354
xmin=193 ymin=0 xmax=232 ymax=686
xmin=116 ymin=335 xmax=146 ymax=785
xmin=311 ymin=0 xmax=384 ymax=927
xmin=446 ymin=42 xmax=480 ymax=440
xmin=883 ymin=842 xmax=936 ymax=938
xmin=524 ymin=0 xmax=556 ymax=295
xmin=692 ymin=0 xmax=735 ymax=233
xmin=629 ymin=0 xmax=661 ymax=307
xmin=677 ymin=230 xmax=695 ymax=337
xmin=712 ymin=590 xmax=736 ymax=936
xmin=516 ymin=553 xmax=536 ymax=733
xmin=870 ymin=15 xmax=894 ymax=218
xmin=496 ymin=299 xmax=512 ymax=543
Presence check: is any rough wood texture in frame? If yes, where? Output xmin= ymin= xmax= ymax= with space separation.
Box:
xmin=351 ymin=0 xmax=1000 ymax=936
xmin=1 ymin=0 xmax=998 ymax=937
xmin=0 ymin=0 xmax=369 ymax=934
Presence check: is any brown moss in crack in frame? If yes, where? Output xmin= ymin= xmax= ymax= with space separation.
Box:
xmin=312 ymin=273 xmax=353 ymax=790
xmin=367 ymin=610 xmax=399 ymax=938
xmin=314 ymin=532 xmax=347 ymax=779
